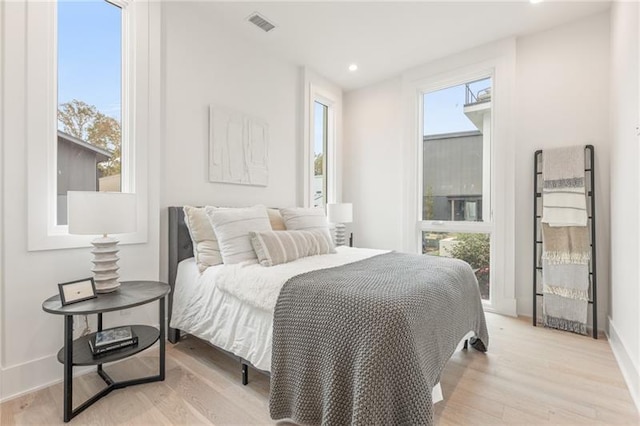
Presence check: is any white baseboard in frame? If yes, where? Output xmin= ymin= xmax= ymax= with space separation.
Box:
xmin=0 ymin=354 xmax=93 ymax=403
xmin=484 ymin=297 xmax=518 ymax=317
xmin=0 ymin=336 xmax=161 ymax=403
xmin=606 ymin=316 xmax=640 ymax=413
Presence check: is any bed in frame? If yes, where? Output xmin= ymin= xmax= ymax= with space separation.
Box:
xmin=167 ymin=206 xmax=489 ymax=425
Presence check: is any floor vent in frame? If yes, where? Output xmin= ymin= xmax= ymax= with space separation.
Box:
xmin=247 ymin=13 xmax=276 ymax=33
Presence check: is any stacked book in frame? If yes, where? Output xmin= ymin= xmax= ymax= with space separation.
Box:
xmin=89 ymin=326 xmax=138 ymax=356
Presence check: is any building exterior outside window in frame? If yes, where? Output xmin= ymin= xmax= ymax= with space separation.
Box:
xmin=56 ymin=131 xmax=112 ymax=225
xmin=421 ymin=78 xmax=492 ymax=300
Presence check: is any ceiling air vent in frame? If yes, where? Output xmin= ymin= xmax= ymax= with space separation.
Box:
xmin=247 ymin=13 xmax=276 ymax=33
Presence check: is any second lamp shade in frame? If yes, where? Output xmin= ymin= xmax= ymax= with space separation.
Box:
xmin=327 ymin=203 xmax=353 ymax=224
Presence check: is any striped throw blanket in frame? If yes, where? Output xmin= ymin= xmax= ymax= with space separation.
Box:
xmin=541 ymin=146 xmax=590 ymax=335
xmin=541 ymin=146 xmax=588 ymax=227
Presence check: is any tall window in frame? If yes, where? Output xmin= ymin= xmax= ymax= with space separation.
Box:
xmin=420 ymin=77 xmax=493 ymax=300
xmin=313 ymin=101 xmax=329 ymax=208
xmin=57 ymin=0 xmax=122 ymax=225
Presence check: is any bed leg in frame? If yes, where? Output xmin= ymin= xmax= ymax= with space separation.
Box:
xmin=168 ymin=327 xmax=181 ymax=344
xmin=463 ymin=339 xmax=469 ymax=350
xmin=242 ymin=363 xmax=249 ymax=385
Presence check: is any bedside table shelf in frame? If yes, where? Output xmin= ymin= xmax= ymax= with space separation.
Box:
xmin=56 ymin=325 xmax=159 ymax=366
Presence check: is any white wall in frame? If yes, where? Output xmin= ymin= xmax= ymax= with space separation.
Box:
xmin=0 ymin=0 xmax=5 ymax=395
xmin=159 ymin=3 xmax=316 ymax=279
xmin=343 ymin=77 xmax=404 ymax=251
xmin=161 ymin=4 xmax=300 ymax=210
xmin=514 ymin=12 xmax=610 ymax=330
xmin=609 ymin=0 xmax=640 ymax=410
xmin=0 ymin=1 xmax=162 ymax=401
xmin=343 ymin=12 xmax=611 ymax=329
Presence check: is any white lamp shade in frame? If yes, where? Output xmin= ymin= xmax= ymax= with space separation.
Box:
xmin=327 ymin=203 xmax=353 ymax=224
xmin=68 ymin=191 xmax=137 ymax=235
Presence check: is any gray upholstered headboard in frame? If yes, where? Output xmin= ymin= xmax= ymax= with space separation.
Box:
xmin=167 ymin=206 xmax=194 ymax=343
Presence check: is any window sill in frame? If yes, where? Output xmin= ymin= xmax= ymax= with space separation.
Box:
xmin=28 ymin=228 xmax=148 ymax=252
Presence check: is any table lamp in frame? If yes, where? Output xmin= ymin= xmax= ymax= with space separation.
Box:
xmin=327 ymin=203 xmax=353 ymax=247
xmin=68 ymin=191 xmax=137 ymax=293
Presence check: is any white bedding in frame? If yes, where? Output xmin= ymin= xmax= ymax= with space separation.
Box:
xmin=170 ymin=247 xmax=386 ymax=371
xmin=170 ymin=246 xmax=445 ymax=402
xmin=215 ymin=246 xmax=389 ymax=311
xmin=170 ymin=257 xmax=275 ymax=371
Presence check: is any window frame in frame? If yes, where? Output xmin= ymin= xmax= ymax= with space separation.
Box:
xmin=312 ymin=100 xmax=329 ymax=208
xmin=27 ymin=0 xmax=148 ymax=251
xmin=417 ymin=71 xmax=496 ymax=306
xmin=305 ymin=83 xmax=338 ymax=208
xmin=402 ymin=42 xmax=517 ymax=316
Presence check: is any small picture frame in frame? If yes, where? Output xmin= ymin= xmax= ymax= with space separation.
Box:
xmin=58 ymin=278 xmax=97 ymax=306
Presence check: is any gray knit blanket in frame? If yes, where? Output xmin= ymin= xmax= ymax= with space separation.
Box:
xmin=270 ymin=252 xmax=489 ymax=425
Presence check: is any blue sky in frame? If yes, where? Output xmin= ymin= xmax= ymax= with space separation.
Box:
xmin=58 ymin=0 xmax=121 ymax=121
xmin=314 ymin=101 xmax=327 ymax=155
xmin=424 ymin=78 xmax=491 ymax=136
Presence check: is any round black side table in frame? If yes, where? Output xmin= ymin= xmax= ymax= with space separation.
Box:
xmin=42 ymin=280 xmax=170 ymax=422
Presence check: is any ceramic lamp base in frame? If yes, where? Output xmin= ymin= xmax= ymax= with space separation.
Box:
xmin=91 ymin=236 xmax=121 ymax=293
xmin=334 ymin=223 xmax=347 ymax=247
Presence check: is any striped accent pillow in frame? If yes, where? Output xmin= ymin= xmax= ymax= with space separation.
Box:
xmin=206 ymin=205 xmax=272 ymax=264
xmin=183 ymin=206 xmax=223 ymax=272
xmin=279 ymin=207 xmax=336 ymax=253
xmin=250 ymin=230 xmax=335 ymax=267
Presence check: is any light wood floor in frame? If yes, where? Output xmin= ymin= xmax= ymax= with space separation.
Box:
xmin=1 ymin=313 xmax=638 ymax=425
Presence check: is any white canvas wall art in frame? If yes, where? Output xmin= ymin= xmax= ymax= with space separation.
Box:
xmin=209 ymin=106 xmax=269 ymax=186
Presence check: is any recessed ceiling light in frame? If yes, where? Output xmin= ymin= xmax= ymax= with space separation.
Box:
xmin=530 ymin=0 xmax=543 ymax=4
xmin=348 ymin=64 xmax=358 ymax=72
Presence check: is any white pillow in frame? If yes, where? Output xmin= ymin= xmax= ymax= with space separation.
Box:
xmin=279 ymin=207 xmax=328 ymax=230
xmin=279 ymin=207 xmax=336 ymax=253
xmin=206 ymin=205 xmax=272 ymax=264
xmin=183 ymin=206 xmax=222 ymax=272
